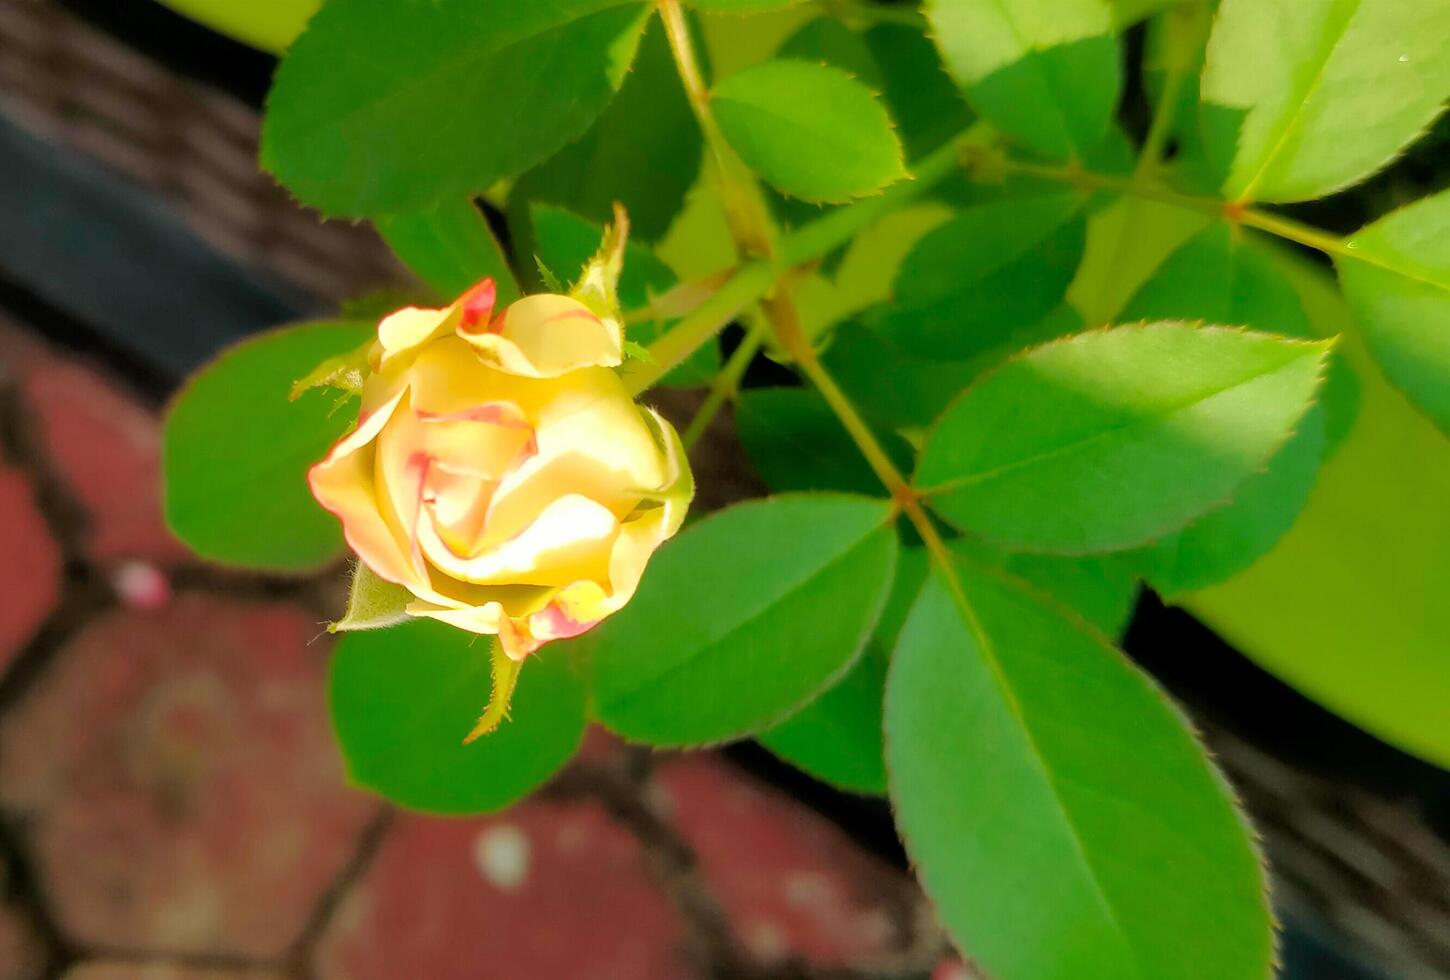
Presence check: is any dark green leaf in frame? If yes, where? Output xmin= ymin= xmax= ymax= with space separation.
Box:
xmin=164 ymin=321 xmax=372 ymax=570
xmin=736 ymin=387 xmax=912 ymax=495
xmin=864 ymin=23 xmax=974 ymax=161
xmin=593 ymin=495 xmax=897 ymax=746
xmin=712 ymin=59 xmax=906 ymax=203
xmin=886 ymin=560 xmax=1270 ymax=980
xmin=758 ymin=544 xmax=928 ymax=794
xmin=876 ymin=193 xmax=1087 ymax=358
xmin=512 ymin=18 xmax=701 ymax=243
xmin=374 ymin=199 xmax=520 ymax=302
xmin=1338 ymin=188 xmax=1450 ymax=435
xmin=825 ymin=306 xmax=1086 ymax=434
xmin=915 ymin=323 xmax=1331 ymax=553
xmin=330 ymin=619 xmax=587 ymax=813
xmin=927 ymin=0 xmax=1121 ymax=160
xmin=531 ymin=206 xmax=718 ymax=386
xmin=262 ymin=0 xmax=651 ymax=216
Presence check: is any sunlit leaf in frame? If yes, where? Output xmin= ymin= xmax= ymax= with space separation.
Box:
xmin=1202 ymin=0 xmax=1450 ymax=203
xmin=915 ymin=323 xmax=1331 ymax=553
xmin=1337 ymin=188 xmax=1450 ymax=434
xmin=712 ymin=59 xmax=906 ymax=203
xmin=926 ymin=0 xmax=1120 ymax=160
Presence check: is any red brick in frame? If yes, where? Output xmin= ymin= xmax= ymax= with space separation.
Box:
xmin=650 ymin=756 xmax=916 ymax=970
xmin=315 ymin=800 xmax=695 ymax=980
xmin=21 ymin=360 xmax=188 ymax=565
xmin=0 ymin=595 xmax=377 ymax=957
xmin=62 ymin=965 xmax=282 ymax=980
xmin=0 ymin=467 xmax=61 ymax=673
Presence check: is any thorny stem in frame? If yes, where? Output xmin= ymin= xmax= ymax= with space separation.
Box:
xmin=681 ymin=323 xmax=767 ymax=451
xmin=657 ymin=0 xmax=1014 ymax=654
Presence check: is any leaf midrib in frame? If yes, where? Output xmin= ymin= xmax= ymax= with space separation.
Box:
xmin=930 ymin=568 xmax=1148 ymax=979
xmin=919 ymin=342 xmax=1321 ymax=495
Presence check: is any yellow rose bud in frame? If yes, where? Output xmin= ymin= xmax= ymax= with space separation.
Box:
xmin=308 ymin=274 xmax=693 ymax=667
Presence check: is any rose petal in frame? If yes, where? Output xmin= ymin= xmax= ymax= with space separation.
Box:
xmin=459 ymin=294 xmax=622 ymax=378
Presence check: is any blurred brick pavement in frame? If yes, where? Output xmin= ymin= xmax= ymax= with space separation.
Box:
xmin=0 ymin=320 xmax=946 ymax=979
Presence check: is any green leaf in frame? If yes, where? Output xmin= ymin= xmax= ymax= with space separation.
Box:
xmin=689 ymin=0 xmax=804 ymax=11
xmin=1186 ymin=246 xmax=1450 ymax=769
xmin=330 ymin=619 xmax=587 ymax=814
xmin=864 ymin=23 xmax=975 ymax=161
xmin=876 ymin=193 xmax=1087 ymax=358
xmin=915 ymin=323 xmax=1331 ymax=553
xmin=778 ymin=17 xmax=882 ymax=88
xmin=962 ymin=541 xmax=1140 ymax=640
xmin=1106 ymin=0 xmax=1178 ymax=28
xmin=887 ymin=560 xmax=1270 ymax=980
xmin=164 ymin=321 xmax=373 ymax=570
xmin=374 ymin=199 xmax=520 ymax=303
xmin=825 ymin=307 xmax=1085 ymax=435
xmin=1137 ymin=405 xmax=1326 ymax=598
xmin=1337 ymin=188 xmax=1450 ymax=435
xmin=512 ymin=18 xmax=701 ymax=243
xmin=592 ymin=494 xmax=898 ymax=746
xmin=1120 ymin=221 xmax=1358 ymax=450
xmin=711 ymin=60 xmax=906 ymax=203
xmin=758 ymin=545 xmax=928 ymax=795
xmin=1202 ymin=0 xmax=1450 ymax=203
xmin=735 ymin=387 xmax=912 ymax=495
xmin=531 ymin=206 xmax=718 ymax=386
xmin=926 ymin=0 xmax=1120 ymax=160
xmin=156 ymin=0 xmax=318 ymax=53
xmin=261 ymin=0 xmax=651 ymax=217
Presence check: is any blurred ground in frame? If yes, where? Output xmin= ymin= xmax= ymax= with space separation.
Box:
xmin=2 ymin=1 xmax=1450 ymax=979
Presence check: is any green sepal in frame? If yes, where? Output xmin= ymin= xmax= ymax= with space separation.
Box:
xmin=290 ymin=337 xmax=373 ymax=401
xmin=329 ymin=561 xmax=414 ymax=633
xmin=570 ymin=203 xmax=629 ymax=321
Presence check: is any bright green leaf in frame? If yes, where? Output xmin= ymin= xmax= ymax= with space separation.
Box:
xmin=758 ymin=544 xmax=928 ymax=794
xmin=926 ymin=0 xmax=1120 ymax=160
xmin=374 ymin=199 xmax=520 ymax=303
xmin=1337 ymin=188 xmax=1450 ymax=435
xmin=1120 ymin=221 xmax=1357 ymax=449
xmin=164 ymin=321 xmax=373 ymax=570
xmin=513 ymin=18 xmax=701 ymax=243
xmin=1202 ymin=0 xmax=1450 ymax=203
xmin=876 ymin=193 xmax=1087 ymax=358
xmin=156 ymin=0 xmax=317 ymax=53
xmin=531 ymin=206 xmax=718 ymax=386
xmin=711 ymin=60 xmax=906 ymax=203
xmin=915 ymin=323 xmax=1331 ymax=553
xmin=261 ymin=0 xmax=651 ymax=216
xmin=1186 ymin=247 xmax=1450 ymax=770
xmin=330 ymin=620 xmax=587 ymax=814
xmin=962 ymin=541 xmax=1140 ymax=640
xmin=887 ymin=560 xmax=1270 ymax=980
xmin=593 ymin=495 xmax=897 ymax=746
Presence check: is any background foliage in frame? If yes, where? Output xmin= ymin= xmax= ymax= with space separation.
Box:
xmin=162 ymin=0 xmax=1450 ymax=975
